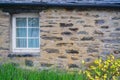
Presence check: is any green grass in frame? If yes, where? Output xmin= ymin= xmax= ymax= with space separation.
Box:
xmin=0 ymin=64 xmax=87 ymax=80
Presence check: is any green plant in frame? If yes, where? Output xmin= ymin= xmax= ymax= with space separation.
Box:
xmin=85 ymin=55 xmax=120 ymax=80
xmin=0 ymin=63 xmax=87 ymax=80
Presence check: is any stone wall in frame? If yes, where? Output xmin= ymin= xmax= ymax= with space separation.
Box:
xmin=40 ymin=8 xmax=120 ymax=69
xmin=0 ymin=11 xmax=10 ymax=59
xmin=0 ymin=8 xmax=120 ymax=69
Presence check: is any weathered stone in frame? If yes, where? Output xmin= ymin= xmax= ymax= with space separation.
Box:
xmin=0 ymin=47 xmax=9 ymax=50
xmin=101 ymin=26 xmax=109 ymax=29
xmin=95 ymin=20 xmax=105 ymax=25
xmin=69 ymin=28 xmax=78 ymax=32
xmin=61 ymin=16 xmax=69 ymax=19
xmin=66 ymin=49 xmax=79 ymax=54
xmin=101 ymin=39 xmax=120 ymax=43
xmin=41 ymin=35 xmax=63 ymax=41
xmin=41 ymin=63 xmax=53 ymax=67
xmin=71 ymin=57 xmax=79 ymax=60
xmin=112 ymin=17 xmax=120 ymax=20
xmin=25 ymin=60 xmax=33 ymax=67
xmin=61 ymin=32 xmax=72 ymax=35
xmin=10 ymin=62 xmax=19 ymax=67
xmin=115 ymin=28 xmax=120 ymax=31
xmin=78 ymin=31 xmax=88 ymax=35
xmin=101 ymin=50 xmax=111 ymax=55
xmin=70 ymin=37 xmax=79 ymax=41
xmin=94 ymin=30 xmax=104 ymax=36
xmin=47 ymin=17 xmax=59 ymax=19
xmin=85 ymin=58 xmax=92 ymax=62
xmin=113 ymin=50 xmax=120 ymax=54
xmin=60 ymin=23 xmax=73 ymax=27
xmin=8 ymin=54 xmax=39 ymax=58
xmin=45 ymin=48 xmax=59 ymax=53
xmin=70 ymin=16 xmax=81 ymax=19
xmin=68 ymin=64 xmax=79 ymax=68
xmin=109 ymin=33 xmax=120 ymax=37
xmin=87 ymin=48 xmax=99 ymax=53
xmin=76 ymin=20 xmax=85 ymax=23
xmin=58 ymin=55 xmax=67 ymax=59
xmin=41 ymin=25 xmax=54 ymax=27
xmin=83 ymin=25 xmax=93 ymax=27
xmin=40 ymin=30 xmax=50 ymax=33
xmin=81 ymin=37 xmax=94 ymax=41
xmin=56 ymin=43 xmax=73 ymax=46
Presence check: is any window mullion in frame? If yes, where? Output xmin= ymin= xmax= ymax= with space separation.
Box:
xmin=27 ymin=17 xmax=28 ymax=49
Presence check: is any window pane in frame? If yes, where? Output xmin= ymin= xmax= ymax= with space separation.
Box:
xmin=28 ymin=28 xmax=39 ymax=37
xmin=16 ymin=39 xmax=27 ymax=48
xmin=28 ymin=18 xmax=39 ymax=27
xmin=16 ymin=18 xmax=26 ymax=27
xmin=16 ymin=28 xmax=27 ymax=37
xmin=28 ymin=39 xmax=39 ymax=48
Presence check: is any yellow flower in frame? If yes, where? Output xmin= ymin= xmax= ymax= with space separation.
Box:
xmin=82 ymin=60 xmax=85 ymax=64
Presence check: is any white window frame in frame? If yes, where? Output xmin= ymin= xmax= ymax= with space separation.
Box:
xmin=12 ymin=13 xmax=40 ymax=53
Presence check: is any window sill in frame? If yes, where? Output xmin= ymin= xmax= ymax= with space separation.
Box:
xmin=8 ymin=52 xmax=40 ymax=58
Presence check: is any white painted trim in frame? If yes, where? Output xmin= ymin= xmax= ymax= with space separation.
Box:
xmin=12 ymin=13 xmax=40 ymax=53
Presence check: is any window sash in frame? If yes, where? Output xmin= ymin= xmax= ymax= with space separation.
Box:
xmin=12 ymin=13 xmax=40 ymax=52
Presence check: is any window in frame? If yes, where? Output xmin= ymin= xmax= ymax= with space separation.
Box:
xmin=12 ymin=13 xmax=40 ymax=53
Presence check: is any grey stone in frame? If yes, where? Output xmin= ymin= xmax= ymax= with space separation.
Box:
xmin=8 ymin=54 xmax=39 ymax=58
xmin=41 ymin=35 xmax=63 ymax=41
xmin=78 ymin=31 xmax=88 ymax=34
xmin=68 ymin=64 xmax=79 ymax=68
xmin=41 ymin=25 xmax=54 ymax=27
xmin=71 ymin=57 xmax=78 ymax=60
xmin=87 ymin=48 xmax=99 ymax=53
xmin=83 ymin=25 xmax=93 ymax=27
xmin=101 ymin=26 xmax=109 ymax=29
xmin=66 ymin=49 xmax=79 ymax=54
xmin=101 ymin=39 xmax=120 ymax=43
xmin=41 ymin=63 xmax=53 ymax=67
xmin=58 ymin=56 xmax=67 ymax=59
xmin=109 ymin=33 xmax=120 ymax=37
xmin=115 ymin=28 xmax=120 ymax=31
xmin=113 ymin=50 xmax=120 ymax=54
xmin=85 ymin=58 xmax=91 ymax=62
xmin=69 ymin=28 xmax=78 ymax=32
xmin=81 ymin=37 xmax=94 ymax=41
xmin=56 ymin=43 xmax=73 ymax=46
xmin=25 ymin=60 xmax=33 ymax=67
xmin=45 ymin=48 xmax=59 ymax=53
xmin=94 ymin=30 xmax=104 ymax=35
xmin=101 ymin=51 xmax=111 ymax=55
xmin=0 ymin=47 xmax=9 ymax=50
xmin=112 ymin=17 xmax=120 ymax=20
xmin=61 ymin=32 xmax=73 ymax=35
xmin=60 ymin=23 xmax=73 ymax=27
xmin=95 ymin=20 xmax=105 ymax=25
xmin=70 ymin=37 xmax=79 ymax=41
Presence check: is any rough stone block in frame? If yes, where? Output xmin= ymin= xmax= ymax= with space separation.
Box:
xmin=25 ymin=60 xmax=33 ymax=67
xmin=68 ymin=64 xmax=79 ymax=68
xmin=45 ymin=48 xmax=59 ymax=53
xmin=60 ymin=23 xmax=73 ymax=27
xmin=81 ymin=37 xmax=94 ymax=41
xmin=69 ymin=28 xmax=78 ymax=32
xmin=95 ymin=20 xmax=105 ymax=25
xmin=61 ymin=31 xmax=72 ymax=35
xmin=66 ymin=49 xmax=79 ymax=54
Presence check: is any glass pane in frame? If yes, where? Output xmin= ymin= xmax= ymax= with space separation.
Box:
xmin=16 ymin=39 xmax=27 ymax=48
xmin=28 ymin=28 xmax=39 ymax=37
xmin=28 ymin=39 xmax=39 ymax=48
xmin=16 ymin=18 xmax=26 ymax=27
xmin=28 ymin=18 xmax=39 ymax=27
xmin=16 ymin=28 xmax=27 ymax=37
